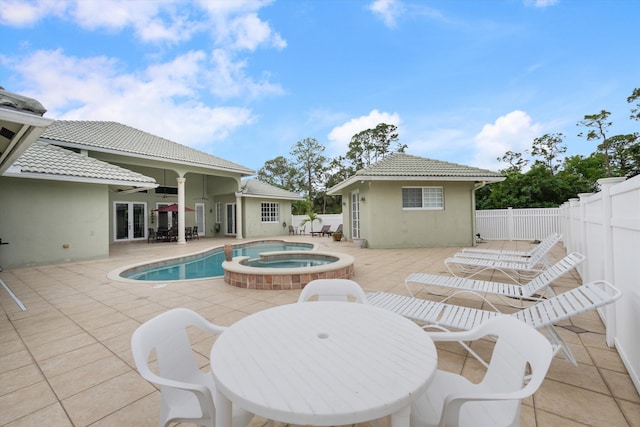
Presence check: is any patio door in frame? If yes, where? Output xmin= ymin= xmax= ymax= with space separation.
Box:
xmin=351 ymin=191 xmax=360 ymax=239
xmin=226 ymin=203 xmax=237 ymax=235
xmin=195 ymin=203 xmax=205 ymax=236
xmin=114 ymin=202 xmax=146 ymax=241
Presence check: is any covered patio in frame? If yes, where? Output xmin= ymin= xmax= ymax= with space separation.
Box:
xmin=0 ymin=236 xmax=638 ymax=426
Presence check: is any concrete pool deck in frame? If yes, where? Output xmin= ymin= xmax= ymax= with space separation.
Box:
xmin=1 ymin=236 xmax=638 ymax=426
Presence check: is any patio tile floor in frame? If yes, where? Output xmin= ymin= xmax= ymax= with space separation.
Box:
xmin=1 ymin=236 xmax=638 ymax=426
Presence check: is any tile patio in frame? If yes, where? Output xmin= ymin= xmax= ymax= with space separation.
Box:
xmin=1 ymin=236 xmax=638 ymax=426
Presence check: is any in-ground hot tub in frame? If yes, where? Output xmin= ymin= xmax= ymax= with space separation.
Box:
xmin=223 ymin=251 xmax=355 ymax=290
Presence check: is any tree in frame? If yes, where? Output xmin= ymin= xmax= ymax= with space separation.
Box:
xmin=345 ymin=123 xmax=405 ymax=171
xmin=290 ymin=138 xmax=327 ymax=201
xmin=257 ymin=156 xmax=303 ymax=192
xmin=299 ymin=208 xmax=321 ymax=234
xmin=628 ymin=87 xmax=640 ymax=121
xmin=531 ymin=133 xmax=567 ymax=174
xmin=607 ymin=133 xmax=640 ymax=177
xmin=497 ymin=150 xmax=528 ymax=173
xmin=577 ymin=110 xmax=613 ymax=177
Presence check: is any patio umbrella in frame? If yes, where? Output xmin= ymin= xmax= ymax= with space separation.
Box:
xmin=153 ymin=203 xmax=195 ymax=212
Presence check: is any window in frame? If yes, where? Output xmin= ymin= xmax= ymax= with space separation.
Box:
xmin=402 ymin=187 xmax=443 ymax=210
xmin=261 ymin=202 xmax=279 ymax=222
xmin=215 ymin=202 xmax=222 ymax=223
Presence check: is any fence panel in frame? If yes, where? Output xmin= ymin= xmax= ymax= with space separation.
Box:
xmin=475 ymin=207 xmax=560 ymax=241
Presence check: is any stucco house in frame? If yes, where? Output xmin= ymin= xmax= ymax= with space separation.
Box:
xmin=327 ymin=153 xmax=504 ymax=249
xmin=0 ymin=89 xmax=302 ymax=269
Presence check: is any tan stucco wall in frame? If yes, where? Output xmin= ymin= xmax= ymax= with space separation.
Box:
xmin=242 ymin=197 xmax=292 ymax=238
xmin=340 ymin=180 xmax=476 ymax=248
xmin=0 ymin=177 xmax=109 ymax=268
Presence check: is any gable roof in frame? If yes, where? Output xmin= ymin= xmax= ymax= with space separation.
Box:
xmin=40 ymin=120 xmax=254 ymax=175
xmin=241 ymin=179 xmax=304 ymax=201
xmin=5 ymin=141 xmax=157 ymax=187
xmin=328 ymin=153 xmax=504 ymax=194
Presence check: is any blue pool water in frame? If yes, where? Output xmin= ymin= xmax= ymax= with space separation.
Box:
xmin=122 ymin=242 xmax=313 ymax=281
xmin=242 ymin=255 xmax=336 ymax=268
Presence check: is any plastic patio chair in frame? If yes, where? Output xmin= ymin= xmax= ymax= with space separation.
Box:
xmin=298 ymin=279 xmax=368 ymax=303
xmin=405 ymin=252 xmax=585 ymax=307
xmin=131 ymin=308 xmax=255 ymax=427
xmin=410 ymin=315 xmax=554 ymax=427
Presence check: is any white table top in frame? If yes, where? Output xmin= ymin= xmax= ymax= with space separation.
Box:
xmin=211 ymin=302 xmax=437 ymax=426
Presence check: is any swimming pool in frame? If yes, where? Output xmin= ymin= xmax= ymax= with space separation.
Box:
xmin=120 ymin=241 xmax=314 ymax=281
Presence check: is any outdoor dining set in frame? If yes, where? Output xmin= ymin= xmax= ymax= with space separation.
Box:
xmin=130 ymin=233 xmax=622 ymax=427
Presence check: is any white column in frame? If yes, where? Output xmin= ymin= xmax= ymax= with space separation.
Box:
xmin=177 ymin=177 xmax=186 ymax=244
xmin=235 ymin=192 xmax=243 ymax=239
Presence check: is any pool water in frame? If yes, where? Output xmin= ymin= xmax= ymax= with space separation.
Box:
xmin=122 ymin=242 xmax=313 ymax=281
xmin=242 ymin=256 xmax=336 ymax=268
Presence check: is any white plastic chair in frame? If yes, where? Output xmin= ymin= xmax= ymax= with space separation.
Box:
xmin=298 ymin=279 xmax=368 ymax=303
xmin=411 ymin=316 xmax=554 ymax=427
xmin=131 ymin=308 xmax=255 ymax=427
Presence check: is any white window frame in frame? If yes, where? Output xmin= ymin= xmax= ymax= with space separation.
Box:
xmin=402 ymin=186 xmax=444 ymax=210
xmin=261 ymin=202 xmax=280 ymax=223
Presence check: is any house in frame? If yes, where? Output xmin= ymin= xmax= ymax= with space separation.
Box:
xmin=0 ymin=88 xmax=301 ymax=269
xmin=239 ymin=179 xmax=304 ymax=238
xmin=327 ymin=153 xmax=504 ymax=248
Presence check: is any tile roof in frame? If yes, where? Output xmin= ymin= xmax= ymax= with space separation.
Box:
xmin=328 ymin=153 xmax=504 ymax=194
xmin=8 ymin=141 xmax=156 ymax=186
xmin=40 ymin=120 xmax=254 ymax=175
xmin=356 ymin=153 xmax=503 ymax=178
xmin=241 ymin=179 xmax=304 ymax=200
xmin=0 ymin=87 xmax=47 ymax=115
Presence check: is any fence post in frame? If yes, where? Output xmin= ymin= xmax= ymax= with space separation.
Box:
xmin=597 ymin=177 xmax=627 ymax=347
xmin=507 ymin=207 xmax=514 ymax=241
xmin=577 ymin=193 xmax=593 ymax=280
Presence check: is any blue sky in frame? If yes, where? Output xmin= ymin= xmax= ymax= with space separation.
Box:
xmin=1 ymin=0 xmax=638 ymax=173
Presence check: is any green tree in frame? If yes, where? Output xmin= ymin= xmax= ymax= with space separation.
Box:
xmin=299 ymin=208 xmax=321 ymax=234
xmin=497 ymin=150 xmax=528 ymax=173
xmin=628 ymin=87 xmax=640 ymax=121
xmin=345 ymin=123 xmax=405 ymax=171
xmin=607 ymin=133 xmax=640 ymax=177
xmin=290 ymin=138 xmax=327 ymax=201
xmin=531 ymin=133 xmax=567 ymax=174
xmin=577 ymin=110 xmax=613 ymax=177
xmin=257 ymin=155 xmax=303 ymax=192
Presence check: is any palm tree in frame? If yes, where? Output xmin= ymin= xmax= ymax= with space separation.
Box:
xmin=300 ymin=210 xmax=321 ymax=234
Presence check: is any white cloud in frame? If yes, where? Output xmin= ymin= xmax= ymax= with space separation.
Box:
xmin=327 ymin=109 xmax=401 ymax=156
xmin=525 ymin=0 xmax=559 ymax=8
xmin=0 ymin=0 xmax=66 ymax=26
xmin=368 ymin=0 xmax=404 ymax=28
xmin=5 ymin=49 xmax=253 ymax=148
xmin=471 ymin=110 xmax=541 ymax=171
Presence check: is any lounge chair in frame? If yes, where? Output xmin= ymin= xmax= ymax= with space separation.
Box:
xmin=366 ymin=280 xmax=622 ymax=365
xmin=444 ymin=237 xmax=560 ymax=283
xmin=310 ymin=225 xmax=331 ymax=237
xmin=406 ymin=252 xmax=585 ymax=307
xmin=460 ymin=232 xmax=562 ymax=258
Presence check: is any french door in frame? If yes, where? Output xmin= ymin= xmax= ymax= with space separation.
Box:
xmin=226 ymin=203 xmax=237 ymax=235
xmin=114 ymin=202 xmax=146 ymax=241
xmin=351 ymin=191 xmax=360 ymax=239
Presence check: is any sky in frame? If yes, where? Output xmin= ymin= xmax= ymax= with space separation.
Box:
xmin=1 ymin=0 xmax=638 ymax=174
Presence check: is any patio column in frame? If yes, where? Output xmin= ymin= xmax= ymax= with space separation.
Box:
xmin=235 ymin=191 xmax=243 ymax=239
xmin=177 ymin=177 xmax=186 ymax=244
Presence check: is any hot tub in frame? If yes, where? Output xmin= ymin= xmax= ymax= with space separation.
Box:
xmin=223 ymin=251 xmax=355 ymax=290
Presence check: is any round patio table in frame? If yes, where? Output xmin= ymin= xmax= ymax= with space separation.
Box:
xmin=211 ymin=301 xmax=437 ymax=427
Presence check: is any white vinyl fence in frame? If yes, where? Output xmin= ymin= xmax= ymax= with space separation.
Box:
xmin=559 ymin=176 xmax=640 ymax=394
xmin=475 ymin=207 xmax=560 ymax=241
